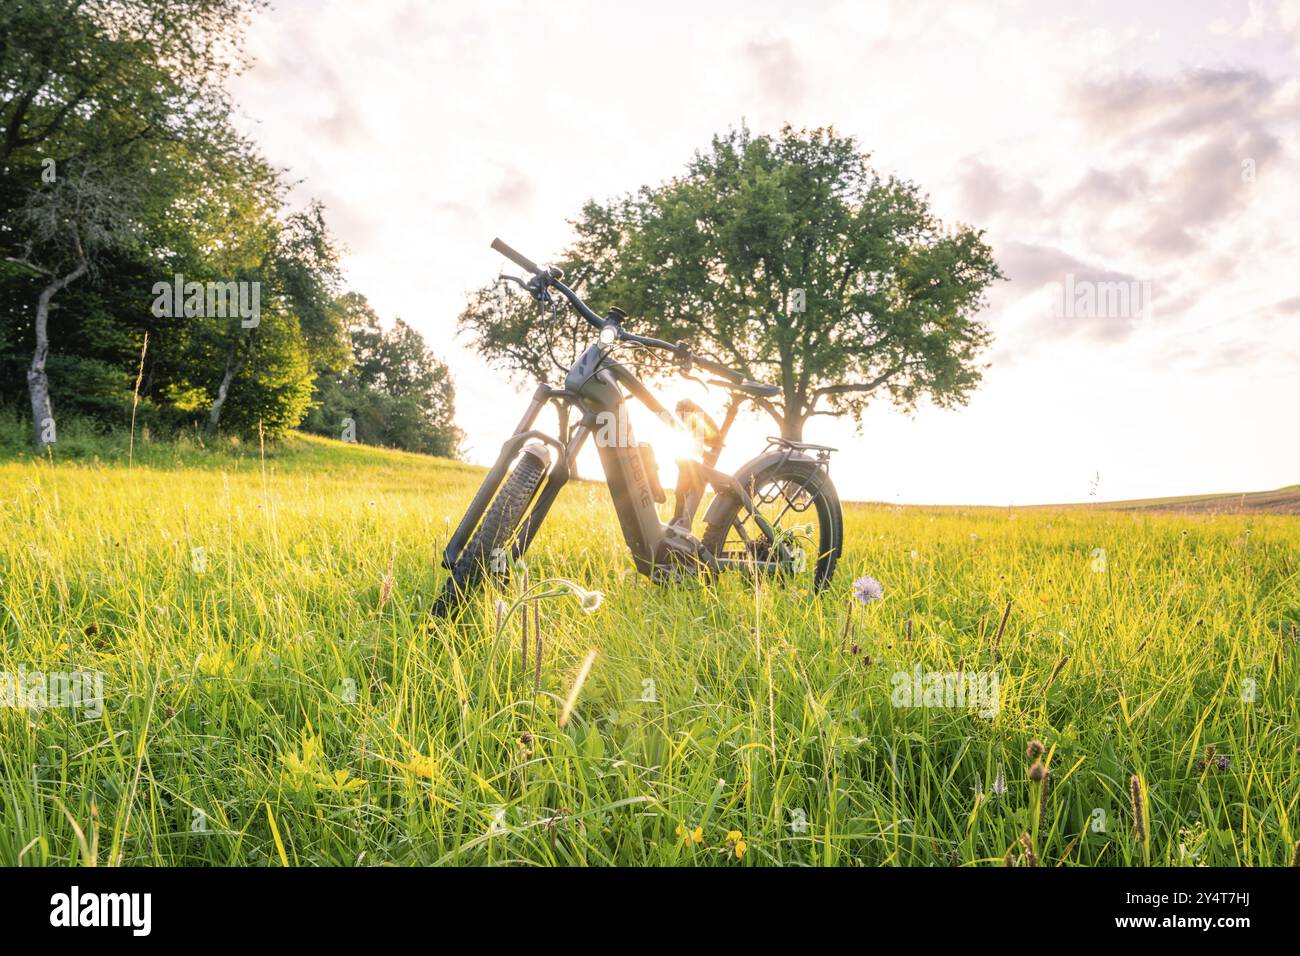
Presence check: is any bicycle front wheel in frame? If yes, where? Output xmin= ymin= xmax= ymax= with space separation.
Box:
xmin=433 ymin=444 xmax=549 ymax=617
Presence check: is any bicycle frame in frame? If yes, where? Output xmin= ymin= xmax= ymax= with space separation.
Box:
xmin=443 ymin=338 xmax=782 ymax=581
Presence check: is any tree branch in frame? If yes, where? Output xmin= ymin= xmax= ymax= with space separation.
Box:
xmin=811 ymin=362 xmax=911 ymax=401
xmin=5 ymin=255 xmax=53 ymax=277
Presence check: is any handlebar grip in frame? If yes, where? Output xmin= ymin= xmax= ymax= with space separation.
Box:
xmin=490 ymin=237 xmax=542 ymax=276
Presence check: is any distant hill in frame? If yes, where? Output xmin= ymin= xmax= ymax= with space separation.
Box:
xmin=1055 ymin=486 xmax=1300 ymax=515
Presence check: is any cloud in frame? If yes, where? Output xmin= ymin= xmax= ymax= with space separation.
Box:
xmin=1061 ymin=166 xmax=1147 ymax=214
xmin=996 ymin=240 xmax=1134 ymax=290
xmin=490 ymin=170 xmax=535 ymax=210
xmin=1260 ymin=295 xmax=1300 ymax=320
xmin=972 ymin=66 xmax=1297 ymax=361
xmin=1065 ymin=69 xmax=1287 ymax=263
xmin=956 ymin=157 xmax=1045 ymax=224
xmin=742 ymin=38 xmax=805 ymax=116
xmin=993 ymin=241 xmax=1148 ymax=345
xmin=1072 ymin=68 xmax=1277 ymax=144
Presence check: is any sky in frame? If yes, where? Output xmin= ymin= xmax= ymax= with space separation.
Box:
xmin=229 ymin=0 xmax=1300 ymax=505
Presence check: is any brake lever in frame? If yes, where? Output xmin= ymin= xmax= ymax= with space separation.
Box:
xmin=496 ymin=273 xmax=527 ymax=298
xmin=524 ymin=273 xmax=553 ymax=304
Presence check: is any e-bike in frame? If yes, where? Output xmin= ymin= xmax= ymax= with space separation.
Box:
xmin=433 ymin=237 xmax=844 ymax=615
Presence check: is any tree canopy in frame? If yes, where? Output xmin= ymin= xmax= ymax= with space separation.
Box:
xmin=461 ymin=125 xmax=1003 ymax=441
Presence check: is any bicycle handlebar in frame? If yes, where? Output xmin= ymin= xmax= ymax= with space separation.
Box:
xmin=490 ymin=236 xmax=744 ymax=383
xmin=490 ymin=237 xmax=542 ymax=277
xmin=620 ymin=330 xmax=742 ymax=384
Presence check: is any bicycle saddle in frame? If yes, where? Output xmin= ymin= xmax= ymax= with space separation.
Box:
xmin=708 ymin=377 xmax=780 ymax=398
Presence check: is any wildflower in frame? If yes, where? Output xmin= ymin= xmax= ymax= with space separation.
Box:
xmin=991 ymin=766 xmax=1007 ymax=798
xmin=404 ymin=754 xmax=437 ymax=779
xmin=1216 ymin=755 xmax=1229 ymax=771
xmin=676 ymin=824 xmax=704 ymax=846
xmin=1026 ymin=739 xmax=1044 ymax=759
xmin=852 ymin=575 xmax=884 ymax=605
xmin=1028 ymin=761 xmax=1046 ymax=783
xmin=323 ymin=768 xmax=366 ymax=793
xmin=725 ymin=830 xmax=748 ymax=860
xmin=553 ymin=581 xmax=604 ymax=613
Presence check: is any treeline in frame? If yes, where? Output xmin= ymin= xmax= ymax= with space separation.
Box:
xmin=0 ymin=0 xmax=460 ymax=457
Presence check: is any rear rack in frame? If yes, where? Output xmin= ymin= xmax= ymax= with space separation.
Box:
xmin=764 ymin=436 xmax=836 ymax=462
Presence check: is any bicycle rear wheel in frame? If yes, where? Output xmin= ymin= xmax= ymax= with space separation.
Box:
xmin=701 ymin=456 xmax=843 ymax=592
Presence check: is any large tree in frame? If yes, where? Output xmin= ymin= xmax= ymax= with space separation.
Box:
xmin=461 ymin=124 xmax=1003 ymax=441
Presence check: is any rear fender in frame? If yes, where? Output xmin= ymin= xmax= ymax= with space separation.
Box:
xmin=701 ymin=449 xmax=828 ymax=528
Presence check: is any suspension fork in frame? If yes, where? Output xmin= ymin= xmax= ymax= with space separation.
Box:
xmin=511 ymin=419 xmax=589 ymax=559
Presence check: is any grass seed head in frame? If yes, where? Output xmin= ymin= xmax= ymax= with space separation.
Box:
xmin=1130 ymin=775 xmax=1146 ymax=842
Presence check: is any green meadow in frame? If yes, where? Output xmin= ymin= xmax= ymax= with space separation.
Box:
xmin=1 ymin=426 xmax=1297 ymax=866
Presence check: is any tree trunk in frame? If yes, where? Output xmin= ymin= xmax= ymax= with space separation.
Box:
xmin=206 ymin=331 xmax=249 ymax=435
xmin=27 ymin=260 xmax=88 ymax=451
xmin=779 ymin=411 xmax=805 ymax=443
xmin=28 ymin=362 xmax=53 ymax=451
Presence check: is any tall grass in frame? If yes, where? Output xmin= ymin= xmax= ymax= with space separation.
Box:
xmin=1 ymin=430 xmax=1296 ymax=865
